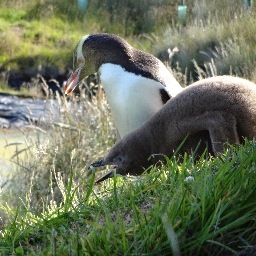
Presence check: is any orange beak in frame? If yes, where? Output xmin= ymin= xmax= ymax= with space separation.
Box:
xmin=64 ymin=66 xmax=82 ymax=95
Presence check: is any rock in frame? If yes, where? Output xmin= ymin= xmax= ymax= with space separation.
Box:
xmin=1 ymin=63 xmax=71 ymax=94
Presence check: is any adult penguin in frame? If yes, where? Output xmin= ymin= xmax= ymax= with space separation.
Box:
xmin=64 ymin=33 xmax=182 ymax=138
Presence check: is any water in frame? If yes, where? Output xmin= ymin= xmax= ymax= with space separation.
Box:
xmin=0 ymin=94 xmax=59 ymax=128
xmin=0 ymin=94 xmax=59 ymax=187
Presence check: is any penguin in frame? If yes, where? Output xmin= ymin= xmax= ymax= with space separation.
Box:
xmin=64 ymin=33 xmax=182 ymax=138
xmin=90 ymin=76 xmax=256 ymax=183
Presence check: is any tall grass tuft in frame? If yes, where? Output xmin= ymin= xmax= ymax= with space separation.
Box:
xmin=155 ymin=10 xmax=256 ymax=83
xmin=1 ymin=85 xmax=116 ymax=212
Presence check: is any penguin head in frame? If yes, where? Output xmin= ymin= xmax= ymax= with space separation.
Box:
xmin=91 ymin=132 xmax=153 ymax=183
xmin=64 ymin=33 xmax=132 ymax=94
xmin=64 ymin=35 xmax=97 ymax=94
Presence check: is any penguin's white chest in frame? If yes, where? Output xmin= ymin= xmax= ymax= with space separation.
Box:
xmin=99 ymin=63 xmax=165 ymax=138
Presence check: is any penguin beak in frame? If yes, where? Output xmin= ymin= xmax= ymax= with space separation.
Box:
xmin=89 ymin=159 xmax=116 ymax=184
xmin=95 ymin=169 xmax=115 ymax=184
xmin=90 ymin=159 xmax=105 ymax=167
xmin=64 ymin=66 xmax=83 ymax=95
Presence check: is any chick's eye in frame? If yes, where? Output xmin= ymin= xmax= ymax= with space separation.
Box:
xmin=114 ymin=156 xmax=124 ymax=164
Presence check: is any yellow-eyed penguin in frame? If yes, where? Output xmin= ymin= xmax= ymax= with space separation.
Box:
xmin=64 ymin=33 xmax=182 ymax=138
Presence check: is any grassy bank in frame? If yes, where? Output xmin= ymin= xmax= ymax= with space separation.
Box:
xmin=1 ymin=0 xmax=256 ymax=84
xmin=0 ymin=138 xmax=255 ymax=255
xmin=0 ymin=89 xmax=255 ymax=255
xmin=0 ymin=1 xmax=158 ymax=72
xmin=0 ymin=1 xmax=256 ymax=255
xmin=0 ymin=7 xmax=83 ymax=70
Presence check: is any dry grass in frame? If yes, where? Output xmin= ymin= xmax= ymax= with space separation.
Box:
xmin=1 ymin=84 xmax=116 ymax=211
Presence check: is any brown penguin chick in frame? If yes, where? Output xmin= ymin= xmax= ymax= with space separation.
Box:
xmin=91 ymin=76 xmax=256 ymax=183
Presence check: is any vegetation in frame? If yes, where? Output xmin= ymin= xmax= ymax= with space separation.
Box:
xmin=1 ymin=108 xmax=256 ymax=255
xmin=154 ymin=0 xmax=256 ymax=83
xmin=1 ymin=87 xmax=256 ymax=255
xmin=0 ymin=0 xmax=180 ymax=72
xmin=0 ymin=0 xmax=256 ymax=255
xmin=0 ymin=6 xmax=82 ymax=70
xmin=0 ymin=82 xmax=255 ymax=255
xmin=0 ymin=0 xmax=255 ymax=77
xmin=1 ymin=0 xmax=256 ymax=87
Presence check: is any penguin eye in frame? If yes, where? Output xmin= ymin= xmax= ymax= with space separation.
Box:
xmin=77 ymin=57 xmax=84 ymax=65
xmin=114 ymin=155 xmax=124 ymax=165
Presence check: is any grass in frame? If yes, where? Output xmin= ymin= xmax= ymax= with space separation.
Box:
xmin=0 ymin=1 xmax=158 ymax=73
xmin=154 ymin=6 xmax=256 ymax=83
xmin=1 ymin=0 xmax=256 ymax=92
xmin=0 ymin=7 xmax=82 ymax=69
xmin=0 ymin=81 xmax=42 ymax=98
xmin=0 ymin=1 xmax=256 ymax=255
xmin=0 ymin=139 xmax=255 ymax=255
xmin=0 ymin=86 xmax=116 ymax=211
xmin=0 ymin=86 xmax=255 ymax=255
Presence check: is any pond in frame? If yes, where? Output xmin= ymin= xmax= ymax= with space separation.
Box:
xmin=0 ymin=93 xmax=59 ymax=187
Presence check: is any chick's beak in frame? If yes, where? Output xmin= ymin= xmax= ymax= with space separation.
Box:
xmin=91 ymin=159 xmax=105 ymax=167
xmin=64 ymin=66 xmax=83 ymax=95
xmin=95 ymin=169 xmax=115 ymax=184
xmin=89 ymin=159 xmax=117 ymax=184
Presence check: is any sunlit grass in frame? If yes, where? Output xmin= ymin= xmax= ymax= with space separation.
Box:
xmin=0 ymin=82 xmax=255 ymax=255
xmin=0 ymin=1 xmax=256 ymax=255
xmin=0 ymin=9 xmax=82 ymax=69
xmin=0 ymin=85 xmax=116 ymax=210
xmin=155 ymin=12 xmax=256 ymax=83
xmin=0 ymin=137 xmax=255 ymax=255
